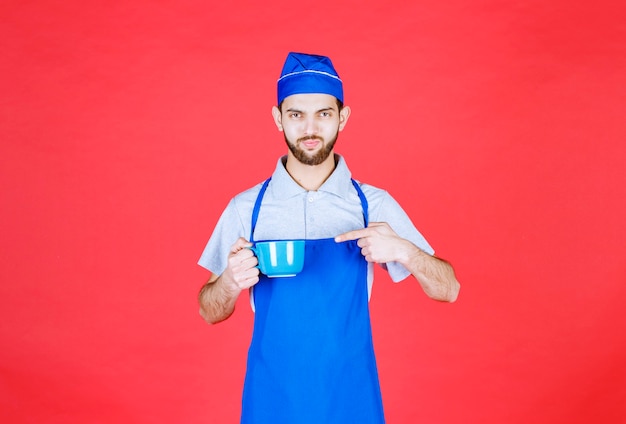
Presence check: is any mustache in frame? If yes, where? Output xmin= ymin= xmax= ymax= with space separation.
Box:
xmin=297 ymin=135 xmax=324 ymax=143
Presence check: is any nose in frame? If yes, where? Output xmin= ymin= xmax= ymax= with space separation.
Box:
xmin=303 ymin=116 xmax=319 ymax=136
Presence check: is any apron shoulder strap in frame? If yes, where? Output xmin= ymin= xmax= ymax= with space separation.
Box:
xmin=351 ymin=179 xmax=369 ymax=228
xmin=250 ymin=177 xmax=272 ymax=242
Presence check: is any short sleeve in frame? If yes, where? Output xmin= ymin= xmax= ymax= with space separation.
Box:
xmin=197 ymin=198 xmax=247 ymax=275
xmin=368 ymin=189 xmax=435 ymax=283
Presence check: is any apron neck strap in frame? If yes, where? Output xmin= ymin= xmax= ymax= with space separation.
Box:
xmin=351 ymin=179 xmax=369 ymax=227
xmin=250 ymin=177 xmax=272 ymax=243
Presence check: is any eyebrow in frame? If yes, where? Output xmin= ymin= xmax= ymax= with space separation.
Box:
xmin=285 ymin=107 xmax=336 ymax=114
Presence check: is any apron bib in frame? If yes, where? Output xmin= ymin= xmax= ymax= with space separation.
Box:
xmin=241 ymin=178 xmax=385 ymax=424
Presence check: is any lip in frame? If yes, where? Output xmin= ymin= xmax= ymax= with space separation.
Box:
xmin=300 ymin=138 xmax=321 ymax=149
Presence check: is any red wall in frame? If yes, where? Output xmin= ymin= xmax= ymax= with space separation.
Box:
xmin=2 ymin=1 xmax=625 ymax=423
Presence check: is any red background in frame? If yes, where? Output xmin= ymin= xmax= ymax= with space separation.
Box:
xmin=2 ymin=1 xmax=625 ymax=423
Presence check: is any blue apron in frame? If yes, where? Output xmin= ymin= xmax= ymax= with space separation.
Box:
xmin=241 ymin=178 xmax=385 ymax=424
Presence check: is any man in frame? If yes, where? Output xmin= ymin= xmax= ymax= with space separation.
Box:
xmin=198 ymin=52 xmax=460 ymax=424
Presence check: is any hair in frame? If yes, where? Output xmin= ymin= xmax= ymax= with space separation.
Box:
xmin=278 ymin=98 xmax=344 ymax=113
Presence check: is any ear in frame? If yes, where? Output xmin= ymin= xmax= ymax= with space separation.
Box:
xmin=338 ymin=105 xmax=351 ymax=131
xmin=272 ymin=106 xmax=283 ymax=131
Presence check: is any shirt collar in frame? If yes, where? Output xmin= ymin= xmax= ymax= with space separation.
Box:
xmin=269 ymin=154 xmax=354 ymax=199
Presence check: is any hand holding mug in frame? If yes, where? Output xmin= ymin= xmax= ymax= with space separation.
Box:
xmin=222 ymin=238 xmax=260 ymax=291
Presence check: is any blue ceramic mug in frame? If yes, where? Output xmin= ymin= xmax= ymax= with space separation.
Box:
xmin=251 ymin=240 xmax=305 ymax=277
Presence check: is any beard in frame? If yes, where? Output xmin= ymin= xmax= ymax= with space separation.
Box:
xmin=284 ymin=132 xmax=338 ymax=166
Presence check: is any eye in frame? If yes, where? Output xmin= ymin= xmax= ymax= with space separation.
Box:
xmin=320 ymin=111 xmax=332 ymax=118
xmin=289 ymin=112 xmax=301 ymax=119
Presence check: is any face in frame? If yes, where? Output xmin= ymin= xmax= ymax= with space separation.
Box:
xmin=272 ymin=93 xmax=351 ymax=166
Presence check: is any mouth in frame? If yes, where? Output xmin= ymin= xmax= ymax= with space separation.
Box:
xmin=299 ymin=137 xmax=322 ymax=149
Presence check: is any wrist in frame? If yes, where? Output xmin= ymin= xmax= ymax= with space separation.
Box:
xmin=217 ymin=274 xmax=242 ymax=297
xmin=401 ymin=241 xmax=426 ymax=271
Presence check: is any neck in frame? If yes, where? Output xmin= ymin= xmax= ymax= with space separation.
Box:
xmin=285 ymin=153 xmax=337 ymax=191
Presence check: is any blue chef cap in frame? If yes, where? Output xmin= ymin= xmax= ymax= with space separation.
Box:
xmin=277 ymin=52 xmax=343 ymax=105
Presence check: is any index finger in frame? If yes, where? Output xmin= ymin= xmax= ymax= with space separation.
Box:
xmin=335 ymin=228 xmax=369 ymax=243
xmin=230 ymin=237 xmax=252 ymax=253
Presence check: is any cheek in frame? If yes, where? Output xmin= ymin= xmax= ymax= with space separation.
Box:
xmin=282 ymin=127 xmax=300 ymax=144
xmin=284 ymin=123 xmax=304 ymax=137
xmin=283 ymin=127 xmax=298 ymax=139
xmin=322 ymin=122 xmax=341 ymax=136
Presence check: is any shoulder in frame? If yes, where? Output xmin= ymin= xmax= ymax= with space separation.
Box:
xmin=352 ymin=180 xmax=411 ymax=223
xmin=229 ymin=180 xmax=267 ymax=208
xmin=352 ymin=180 xmax=394 ymax=208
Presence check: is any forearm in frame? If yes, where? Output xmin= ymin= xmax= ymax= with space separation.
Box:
xmin=198 ymin=276 xmax=242 ymax=324
xmin=399 ymin=241 xmax=460 ymax=302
